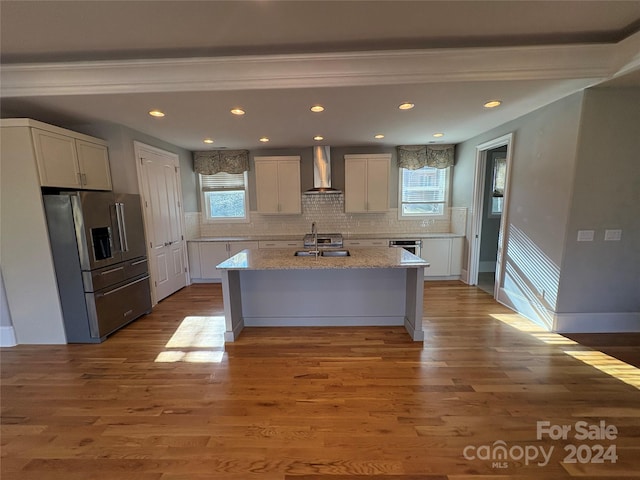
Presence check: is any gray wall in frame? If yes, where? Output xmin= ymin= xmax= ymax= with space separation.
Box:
xmin=454 ymin=93 xmax=584 ymax=279
xmin=454 ymin=88 xmax=640 ymax=330
xmin=556 ymin=88 xmax=640 ymax=314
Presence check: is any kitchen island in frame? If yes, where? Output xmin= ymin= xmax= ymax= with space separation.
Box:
xmin=216 ymin=247 xmax=429 ymax=342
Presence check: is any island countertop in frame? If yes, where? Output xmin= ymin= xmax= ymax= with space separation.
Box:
xmin=216 ymin=247 xmax=429 ymax=270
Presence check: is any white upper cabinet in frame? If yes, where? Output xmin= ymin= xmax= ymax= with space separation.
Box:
xmin=74 ymin=139 xmax=112 ymax=191
xmin=255 ymin=156 xmax=301 ymax=214
xmin=32 ymin=126 xmax=112 ymax=190
xmin=344 ymin=154 xmax=390 ymax=213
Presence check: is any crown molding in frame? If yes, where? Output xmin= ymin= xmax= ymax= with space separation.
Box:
xmin=0 ymin=42 xmax=623 ymax=98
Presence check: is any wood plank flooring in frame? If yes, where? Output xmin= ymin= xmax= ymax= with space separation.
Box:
xmin=2 ymin=281 xmax=639 ymax=479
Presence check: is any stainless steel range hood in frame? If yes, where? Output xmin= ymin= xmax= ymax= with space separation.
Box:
xmin=305 ymin=145 xmax=342 ymax=194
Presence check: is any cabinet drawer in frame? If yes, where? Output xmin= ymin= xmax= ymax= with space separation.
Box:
xmin=259 ymin=240 xmax=303 ymax=249
xmin=90 ymin=275 xmax=152 ymax=338
xmin=344 ymin=239 xmax=389 ymax=247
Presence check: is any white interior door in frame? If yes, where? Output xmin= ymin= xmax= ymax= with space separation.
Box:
xmin=134 ymin=142 xmax=187 ymax=304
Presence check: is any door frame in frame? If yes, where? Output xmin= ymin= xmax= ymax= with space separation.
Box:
xmin=468 ymin=133 xmax=514 ymax=297
xmin=133 ymin=141 xmax=189 ymax=304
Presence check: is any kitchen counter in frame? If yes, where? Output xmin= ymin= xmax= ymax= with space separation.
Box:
xmin=189 ymin=232 xmax=464 ymax=242
xmin=218 ymin=247 xmax=426 ymax=342
xmin=216 ymin=247 xmax=429 ymax=270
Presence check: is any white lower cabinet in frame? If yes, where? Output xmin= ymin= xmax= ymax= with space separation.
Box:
xmin=422 ymin=237 xmax=463 ymax=278
xmin=188 ymin=241 xmax=258 ymax=282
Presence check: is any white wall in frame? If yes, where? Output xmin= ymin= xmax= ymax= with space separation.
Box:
xmin=555 ymin=88 xmax=640 ymax=330
xmin=0 ymin=125 xmax=67 ymax=344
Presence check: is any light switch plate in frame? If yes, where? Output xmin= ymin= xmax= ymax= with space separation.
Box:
xmin=577 ymin=230 xmax=595 ymax=242
xmin=604 ymin=229 xmax=622 ymax=241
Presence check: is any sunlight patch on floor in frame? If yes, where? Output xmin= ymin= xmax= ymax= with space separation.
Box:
xmin=155 ymin=316 xmax=226 ymax=363
xmin=156 ymin=350 xmax=225 ymax=363
xmin=490 ymin=313 xmax=639 ymax=389
xmin=566 ymin=350 xmax=640 ymax=389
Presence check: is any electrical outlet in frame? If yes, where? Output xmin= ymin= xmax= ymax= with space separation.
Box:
xmin=577 ymin=230 xmax=594 ymax=242
xmin=604 ymin=229 xmax=622 ymax=241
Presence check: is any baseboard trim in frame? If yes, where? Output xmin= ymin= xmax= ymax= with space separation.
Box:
xmin=244 ymin=316 xmax=405 ymax=327
xmin=0 ymin=326 xmax=17 ymax=347
xmin=554 ymin=312 xmax=640 ymax=333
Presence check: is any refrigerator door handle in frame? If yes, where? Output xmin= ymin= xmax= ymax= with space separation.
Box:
xmin=115 ymin=203 xmax=129 ymax=253
xmin=97 ymin=275 xmax=150 ymax=298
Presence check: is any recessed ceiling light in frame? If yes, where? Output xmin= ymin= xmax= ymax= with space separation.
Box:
xmin=374 ymin=134 xmax=385 ymax=139
xmin=230 ymin=108 xmax=246 ymax=115
xmin=398 ymin=102 xmax=415 ymax=110
xmin=259 ymin=137 xmax=270 ymax=143
xmin=433 ymin=133 xmax=445 ymax=138
xmin=310 ymin=105 xmax=325 ymax=113
xmin=483 ymin=100 xmax=502 ymax=108
xmin=148 ymin=110 xmax=165 ymax=117
xmin=313 ymin=135 xmax=324 ymax=141
xmin=203 ymin=138 xmax=214 ymax=144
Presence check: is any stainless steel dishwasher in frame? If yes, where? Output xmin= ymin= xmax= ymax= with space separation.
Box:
xmin=389 ymin=239 xmax=422 ymax=257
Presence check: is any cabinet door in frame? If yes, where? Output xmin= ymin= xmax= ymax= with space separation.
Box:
xmin=422 ymin=238 xmax=451 ymax=277
xmin=449 ymin=237 xmax=464 ymax=275
xmin=187 ymin=242 xmax=202 ymax=279
xmin=366 ymin=157 xmax=389 ymax=212
xmin=344 ymin=158 xmax=367 ymax=212
xmin=76 ymin=140 xmax=112 ymax=191
xmin=198 ymin=242 xmax=229 ymax=280
xmin=255 ymin=161 xmax=280 ymax=213
xmin=32 ymin=128 xmax=81 ymax=188
xmin=277 ymin=160 xmax=301 ymax=214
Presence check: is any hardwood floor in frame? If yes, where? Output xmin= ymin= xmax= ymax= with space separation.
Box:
xmin=2 ymin=282 xmax=639 ymax=479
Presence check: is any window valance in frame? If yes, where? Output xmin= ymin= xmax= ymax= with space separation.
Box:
xmin=396 ymin=144 xmax=455 ymax=170
xmin=193 ymin=150 xmax=250 ymax=175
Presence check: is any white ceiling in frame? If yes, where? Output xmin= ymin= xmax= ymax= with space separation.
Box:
xmin=1 ymin=1 xmax=639 ymax=150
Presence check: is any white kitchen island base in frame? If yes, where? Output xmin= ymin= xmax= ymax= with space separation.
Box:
xmin=218 ymin=248 xmax=427 ymax=342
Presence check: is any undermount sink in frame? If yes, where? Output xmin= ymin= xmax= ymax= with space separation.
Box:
xmin=294 ymin=250 xmax=319 ymax=257
xmin=294 ymin=250 xmax=350 ymax=257
xmin=320 ymin=249 xmax=350 ymax=257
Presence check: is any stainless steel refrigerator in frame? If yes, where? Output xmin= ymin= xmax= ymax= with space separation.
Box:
xmin=44 ymin=191 xmax=152 ymax=343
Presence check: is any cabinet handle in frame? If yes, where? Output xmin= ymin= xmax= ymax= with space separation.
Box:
xmin=100 ymin=266 xmax=124 ymax=276
xmin=81 ymin=173 xmax=87 ymax=185
xmin=77 ymin=172 xmax=83 ymax=185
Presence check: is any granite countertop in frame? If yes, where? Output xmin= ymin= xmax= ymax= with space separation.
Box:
xmin=216 ymin=247 xmax=429 ymax=271
xmin=189 ymin=232 xmax=464 ymax=242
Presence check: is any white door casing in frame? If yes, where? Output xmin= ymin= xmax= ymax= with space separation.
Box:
xmin=469 ymin=133 xmax=514 ymax=297
xmin=134 ymin=141 xmax=187 ymax=304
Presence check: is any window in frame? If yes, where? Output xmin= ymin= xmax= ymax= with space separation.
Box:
xmin=399 ymin=166 xmax=449 ymax=217
xmin=200 ymin=172 xmax=249 ymax=222
xmin=490 ymin=157 xmax=506 ymax=216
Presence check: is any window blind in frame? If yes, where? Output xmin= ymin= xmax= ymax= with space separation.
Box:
xmin=200 ymin=172 xmax=245 ymax=191
xmin=401 ymin=167 xmax=446 ymax=203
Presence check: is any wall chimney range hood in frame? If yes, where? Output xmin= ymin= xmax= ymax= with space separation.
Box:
xmin=305 ymin=145 xmax=341 ymax=194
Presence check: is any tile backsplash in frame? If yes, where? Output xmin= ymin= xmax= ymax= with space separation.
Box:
xmin=186 ymin=194 xmax=466 ymax=238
